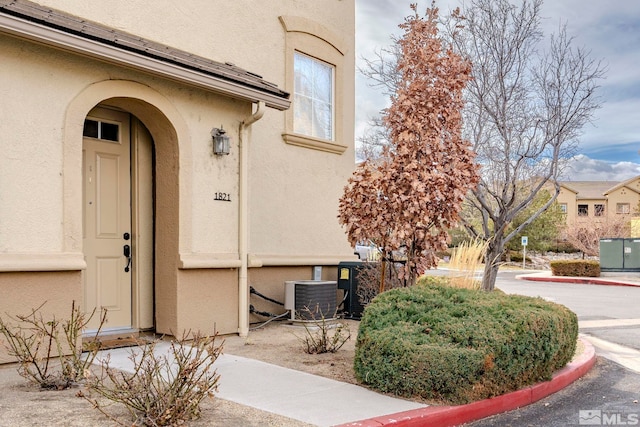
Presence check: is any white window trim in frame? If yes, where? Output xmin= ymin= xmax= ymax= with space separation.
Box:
xmin=293 ymin=51 xmax=335 ymax=141
xmin=559 ymin=203 xmax=567 ymax=214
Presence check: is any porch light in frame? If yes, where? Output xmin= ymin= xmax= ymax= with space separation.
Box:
xmin=211 ymin=126 xmax=231 ymax=155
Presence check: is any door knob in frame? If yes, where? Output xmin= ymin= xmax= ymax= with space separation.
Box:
xmin=124 ymin=244 xmax=131 ymax=272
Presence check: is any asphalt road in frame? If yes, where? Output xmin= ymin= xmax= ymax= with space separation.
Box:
xmin=459 ymin=270 xmax=640 ymax=426
xmin=495 ymin=270 xmax=640 ymax=374
xmin=465 ymin=357 xmax=640 ymax=427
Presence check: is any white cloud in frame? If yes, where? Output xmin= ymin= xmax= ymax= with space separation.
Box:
xmin=564 ymin=154 xmax=640 ymax=182
xmin=355 ymin=0 xmax=640 ymax=165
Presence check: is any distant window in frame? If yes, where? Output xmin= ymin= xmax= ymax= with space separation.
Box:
xmin=595 ymin=204 xmax=605 ymax=217
xmin=294 ymin=52 xmax=334 ymax=140
xmin=559 ymin=203 xmax=567 ymax=214
xmin=578 ymin=204 xmax=588 ymax=216
xmin=616 ymin=203 xmax=630 ymax=214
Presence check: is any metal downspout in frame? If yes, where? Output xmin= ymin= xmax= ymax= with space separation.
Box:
xmin=238 ymin=101 xmax=265 ymax=337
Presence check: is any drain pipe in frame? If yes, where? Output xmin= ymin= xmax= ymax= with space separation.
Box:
xmin=238 ymin=101 xmax=265 ymax=337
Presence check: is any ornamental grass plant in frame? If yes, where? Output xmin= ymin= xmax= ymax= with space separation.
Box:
xmin=448 ymin=238 xmax=488 ymax=289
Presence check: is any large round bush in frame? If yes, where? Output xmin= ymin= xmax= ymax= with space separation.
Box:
xmin=354 ymin=277 xmax=578 ymax=404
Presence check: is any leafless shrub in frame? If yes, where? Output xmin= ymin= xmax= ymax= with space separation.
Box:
xmin=83 ymin=332 xmax=222 ymax=426
xmin=356 ymin=261 xmax=405 ymax=307
xmin=297 ymin=307 xmax=351 ymax=354
xmin=0 ymin=301 xmax=106 ymax=389
xmin=562 ymin=215 xmax=630 ymax=256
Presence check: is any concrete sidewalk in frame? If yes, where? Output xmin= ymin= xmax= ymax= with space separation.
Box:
xmin=95 ymin=345 xmax=426 ymax=427
xmin=95 ymin=270 xmax=625 ymax=426
xmin=96 ymin=337 xmax=595 ymax=427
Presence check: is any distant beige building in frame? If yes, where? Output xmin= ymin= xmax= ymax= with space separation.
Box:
xmin=0 ymin=0 xmax=356 ymax=362
xmin=557 ymin=176 xmax=640 ymax=226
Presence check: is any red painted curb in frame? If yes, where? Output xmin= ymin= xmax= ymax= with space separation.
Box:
xmin=520 ymin=276 xmax=640 ymax=288
xmin=335 ymin=338 xmax=596 ymax=427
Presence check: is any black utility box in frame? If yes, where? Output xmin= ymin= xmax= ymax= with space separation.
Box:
xmin=337 ymin=261 xmax=367 ymax=319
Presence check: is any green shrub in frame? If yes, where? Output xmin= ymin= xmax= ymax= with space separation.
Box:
xmin=550 ymin=260 xmax=600 ymax=277
xmin=507 ymin=251 xmax=530 ymax=263
xmin=354 ymin=281 xmax=578 ymax=404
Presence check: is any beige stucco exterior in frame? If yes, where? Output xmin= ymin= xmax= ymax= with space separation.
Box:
xmin=556 ymin=177 xmax=640 ymax=229
xmin=0 ymin=0 xmax=356 ymax=361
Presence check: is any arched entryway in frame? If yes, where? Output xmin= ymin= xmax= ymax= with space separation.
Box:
xmin=64 ymin=80 xmax=189 ymax=333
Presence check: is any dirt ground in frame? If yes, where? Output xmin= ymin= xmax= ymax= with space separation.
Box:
xmin=0 ymin=319 xmax=586 ymax=426
xmin=0 ymin=319 xmax=361 ymax=427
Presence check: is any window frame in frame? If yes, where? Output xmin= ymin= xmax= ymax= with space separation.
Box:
xmin=578 ymin=204 xmax=589 ymax=217
xmin=594 ymin=204 xmax=605 ymax=217
xmin=280 ymin=15 xmax=348 ymax=154
xmin=83 ymin=118 xmax=121 ymax=143
xmin=616 ymin=203 xmax=630 ymax=214
xmin=293 ymin=51 xmax=335 ymax=140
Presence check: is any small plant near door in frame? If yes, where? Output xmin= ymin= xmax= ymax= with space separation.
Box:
xmin=0 ymin=301 xmax=107 ymax=389
xmin=82 ymin=332 xmax=222 ymax=426
xmin=296 ymin=306 xmax=351 ymax=354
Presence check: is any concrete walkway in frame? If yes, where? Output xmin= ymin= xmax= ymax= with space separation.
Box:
xmin=95 ymin=270 xmax=626 ymax=426
xmin=95 ymin=345 xmax=426 ymax=427
xmin=95 ymin=337 xmax=596 ymax=427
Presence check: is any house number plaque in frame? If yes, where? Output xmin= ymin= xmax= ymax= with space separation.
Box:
xmin=214 ymin=192 xmax=231 ymax=202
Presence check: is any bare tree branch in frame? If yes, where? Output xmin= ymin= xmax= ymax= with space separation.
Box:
xmin=446 ymin=0 xmax=605 ymax=289
xmin=355 ymin=0 xmax=605 ymax=291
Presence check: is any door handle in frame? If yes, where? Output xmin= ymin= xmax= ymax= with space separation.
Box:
xmin=124 ymin=244 xmax=131 ymax=272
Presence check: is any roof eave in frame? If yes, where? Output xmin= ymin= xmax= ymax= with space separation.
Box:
xmin=0 ymin=12 xmax=291 ymax=111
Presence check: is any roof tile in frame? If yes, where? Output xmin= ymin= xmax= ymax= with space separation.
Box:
xmin=0 ymin=0 xmax=289 ymax=100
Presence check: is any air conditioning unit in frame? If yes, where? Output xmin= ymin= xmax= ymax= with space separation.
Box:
xmin=284 ymin=280 xmax=338 ymax=321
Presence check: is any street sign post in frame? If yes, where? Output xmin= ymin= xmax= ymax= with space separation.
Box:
xmin=521 ymin=236 xmax=528 ymax=269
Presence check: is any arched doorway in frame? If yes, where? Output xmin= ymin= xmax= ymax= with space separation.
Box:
xmin=65 ymin=80 xmax=188 ymax=334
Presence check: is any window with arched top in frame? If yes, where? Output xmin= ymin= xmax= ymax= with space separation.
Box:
xmin=280 ymin=16 xmax=348 ymax=154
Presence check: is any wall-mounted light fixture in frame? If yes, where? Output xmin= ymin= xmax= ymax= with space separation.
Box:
xmin=211 ymin=126 xmax=230 ymax=155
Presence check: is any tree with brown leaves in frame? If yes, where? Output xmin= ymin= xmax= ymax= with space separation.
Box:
xmin=338 ymin=3 xmax=479 ymax=289
xmin=360 ymin=0 xmax=605 ymax=291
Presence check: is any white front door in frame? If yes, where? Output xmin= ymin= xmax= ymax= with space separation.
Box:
xmin=83 ymin=107 xmax=132 ymax=330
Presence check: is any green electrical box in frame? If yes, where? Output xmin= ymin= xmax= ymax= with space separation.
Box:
xmin=600 ymin=238 xmax=640 ymax=272
xmin=600 ymin=239 xmax=624 ymax=270
xmin=623 ymin=239 xmax=640 ymax=270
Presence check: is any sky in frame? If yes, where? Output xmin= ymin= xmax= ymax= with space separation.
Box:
xmin=355 ymin=0 xmax=640 ymax=181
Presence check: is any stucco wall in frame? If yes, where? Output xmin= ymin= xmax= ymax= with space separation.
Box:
xmin=0 ymin=0 xmax=356 ymax=342
xmin=174 ymin=269 xmax=239 ymax=336
xmin=607 ymin=187 xmax=640 ymax=214
xmin=9 ymin=0 xmax=357 ymax=263
xmin=0 ymin=35 xmax=251 ymax=257
xmin=0 ymin=272 xmax=82 ymax=363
